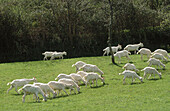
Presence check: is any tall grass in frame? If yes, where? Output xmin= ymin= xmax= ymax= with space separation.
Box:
xmin=0 ymin=55 xmax=170 ymax=111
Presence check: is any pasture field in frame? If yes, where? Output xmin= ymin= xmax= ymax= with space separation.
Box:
xmin=0 ymin=55 xmax=170 ymax=111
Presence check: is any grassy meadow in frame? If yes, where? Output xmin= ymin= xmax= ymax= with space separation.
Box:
xmin=0 ymin=55 xmax=170 ymax=111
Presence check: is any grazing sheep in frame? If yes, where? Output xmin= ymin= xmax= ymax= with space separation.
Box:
xmin=77 ymin=71 xmax=88 ymax=78
xmin=79 ymin=64 xmax=104 ymax=76
xmin=141 ymin=67 xmax=162 ymax=79
xmin=58 ymin=78 xmax=80 ymax=93
xmin=83 ymin=73 xmax=105 ymax=87
xmin=33 ymin=83 xmax=56 ymax=98
xmin=48 ymin=81 xmax=75 ymax=96
xmin=137 ymin=48 xmax=152 ymax=60
xmin=114 ymin=50 xmax=131 ymax=63
xmin=50 ymin=51 xmax=67 ymax=60
xmin=122 ymin=63 xmax=139 ymax=72
xmin=70 ymin=73 xmax=86 ymax=84
xmin=7 ymin=77 xmax=37 ymax=94
xmin=42 ymin=51 xmax=57 ymax=60
xmin=119 ymin=70 xmax=143 ymax=84
xmin=103 ymin=44 xmax=122 ymax=56
xmin=18 ymin=84 xmax=47 ymax=103
xmin=147 ymin=58 xmax=165 ymax=69
xmin=124 ymin=42 xmax=144 ymax=54
xmin=72 ymin=61 xmax=87 ymax=72
xmin=151 ymin=53 xmax=168 ymax=62
xmin=55 ymin=74 xmax=77 ymax=83
xmin=153 ymin=49 xmax=170 ymax=59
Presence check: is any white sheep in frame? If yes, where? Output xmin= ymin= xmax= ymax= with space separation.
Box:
xmin=137 ymin=48 xmax=152 ymax=60
xmin=83 ymin=72 xmax=105 ymax=87
xmin=18 ymin=84 xmax=47 ymax=103
xmin=122 ymin=63 xmax=139 ymax=72
xmin=50 ymin=51 xmax=67 ymax=60
xmin=77 ymin=71 xmax=88 ymax=78
xmin=58 ymin=78 xmax=80 ymax=93
xmin=147 ymin=58 xmax=165 ymax=69
xmin=72 ymin=61 xmax=86 ymax=72
xmin=48 ymin=81 xmax=75 ymax=96
xmin=55 ymin=73 xmax=77 ymax=83
xmin=42 ymin=51 xmax=57 ymax=60
xmin=114 ymin=50 xmax=131 ymax=63
xmin=70 ymin=73 xmax=86 ymax=84
xmin=7 ymin=77 xmax=37 ymax=94
xmin=33 ymin=83 xmax=56 ymax=98
xmin=153 ymin=49 xmax=170 ymax=59
xmin=124 ymin=42 xmax=144 ymax=54
xmin=141 ymin=67 xmax=162 ymax=79
xmin=103 ymin=44 xmax=122 ymax=56
xmin=79 ymin=64 xmax=104 ymax=76
xmin=119 ymin=70 xmax=143 ymax=84
xmin=151 ymin=53 xmax=168 ymax=62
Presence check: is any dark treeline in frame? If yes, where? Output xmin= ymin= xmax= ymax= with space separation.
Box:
xmin=0 ymin=0 xmax=170 ymax=62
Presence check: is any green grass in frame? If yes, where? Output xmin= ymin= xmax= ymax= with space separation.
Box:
xmin=0 ymin=55 xmax=170 ymax=111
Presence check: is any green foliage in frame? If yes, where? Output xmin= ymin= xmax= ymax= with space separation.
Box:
xmin=0 ymin=55 xmax=170 ymax=110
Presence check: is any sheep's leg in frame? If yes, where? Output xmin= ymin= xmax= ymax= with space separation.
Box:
xmin=134 ymin=50 xmax=136 ymax=54
xmin=159 ymin=65 xmax=162 ymax=69
xmin=7 ymin=85 xmax=14 ymax=94
xmin=15 ymin=86 xmax=19 ymax=94
xmin=141 ymin=54 xmax=143 ymax=60
xmin=131 ymin=77 xmax=133 ymax=84
xmin=22 ymin=93 xmax=26 ymax=103
xmin=148 ymin=74 xmax=151 ymax=79
xmin=35 ymin=93 xmax=39 ymax=102
xmin=123 ymin=76 xmax=126 ymax=84
xmin=103 ymin=51 xmax=106 ymax=56
xmin=154 ymin=73 xmax=155 ymax=79
xmin=62 ymin=88 xmax=69 ymax=96
xmin=118 ymin=56 xmax=121 ymax=64
xmin=143 ymin=72 xmax=147 ymax=79
xmin=96 ymin=79 xmax=98 ymax=86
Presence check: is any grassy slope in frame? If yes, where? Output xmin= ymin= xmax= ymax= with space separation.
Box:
xmin=0 ymin=55 xmax=170 ymax=111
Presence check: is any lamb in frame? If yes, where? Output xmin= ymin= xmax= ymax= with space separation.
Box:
xmin=103 ymin=44 xmax=122 ymax=56
xmin=124 ymin=42 xmax=144 ymax=54
xmin=79 ymin=64 xmax=104 ymax=76
xmin=141 ymin=67 xmax=162 ymax=79
xmin=77 ymin=71 xmax=88 ymax=78
xmin=55 ymin=74 xmax=77 ymax=83
xmin=50 ymin=51 xmax=67 ymax=60
xmin=122 ymin=63 xmax=139 ymax=72
xmin=70 ymin=73 xmax=86 ymax=84
xmin=72 ymin=61 xmax=87 ymax=72
xmin=151 ymin=53 xmax=168 ymax=62
xmin=7 ymin=77 xmax=37 ymax=94
xmin=33 ymin=83 xmax=56 ymax=98
xmin=119 ymin=70 xmax=143 ymax=84
xmin=83 ymin=72 xmax=105 ymax=87
xmin=42 ymin=51 xmax=57 ymax=60
xmin=114 ymin=50 xmax=131 ymax=63
xmin=18 ymin=84 xmax=47 ymax=103
xmin=58 ymin=78 xmax=80 ymax=93
xmin=153 ymin=49 xmax=170 ymax=59
xmin=137 ymin=48 xmax=152 ymax=60
xmin=48 ymin=81 xmax=75 ymax=96
xmin=147 ymin=58 xmax=165 ymax=69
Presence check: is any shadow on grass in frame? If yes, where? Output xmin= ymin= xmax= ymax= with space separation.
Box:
xmin=130 ymin=82 xmax=144 ymax=85
xmin=90 ymin=83 xmax=106 ymax=88
xmin=148 ymin=78 xmax=160 ymax=81
xmin=12 ymin=93 xmax=22 ymax=96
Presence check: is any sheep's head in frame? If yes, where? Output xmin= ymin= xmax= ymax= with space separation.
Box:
xmin=118 ymin=44 xmax=122 ymax=50
xmin=159 ymin=72 xmax=162 ymax=79
xmin=33 ymin=77 xmax=37 ymax=82
xmin=139 ymin=42 xmax=144 ymax=47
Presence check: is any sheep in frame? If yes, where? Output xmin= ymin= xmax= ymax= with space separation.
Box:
xmin=7 ymin=77 xmax=37 ymax=94
xmin=18 ymin=84 xmax=47 ymax=103
xmin=48 ymin=81 xmax=75 ymax=96
xmin=151 ymin=53 xmax=168 ymax=62
xmin=83 ymin=72 xmax=105 ymax=87
xmin=114 ymin=50 xmax=131 ymax=64
xmin=42 ymin=51 xmax=57 ymax=60
xmin=124 ymin=42 xmax=144 ymax=54
xmin=72 ymin=61 xmax=87 ymax=72
xmin=79 ymin=64 xmax=104 ymax=76
xmin=58 ymin=78 xmax=80 ymax=93
xmin=70 ymin=73 xmax=86 ymax=84
xmin=141 ymin=67 xmax=162 ymax=79
xmin=33 ymin=83 xmax=57 ymax=98
xmin=55 ymin=73 xmax=77 ymax=83
xmin=119 ymin=70 xmax=143 ymax=84
xmin=77 ymin=71 xmax=88 ymax=78
xmin=153 ymin=49 xmax=170 ymax=59
xmin=147 ymin=58 xmax=165 ymax=69
xmin=50 ymin=51 xmax=67 ymax=60
xmin=122 ymin=63 xmax=139 ymax=72
xmin=103 ymin=44 xmax=122 ymax=56
xmin=137 ymin=48 xmax=152 ymax=60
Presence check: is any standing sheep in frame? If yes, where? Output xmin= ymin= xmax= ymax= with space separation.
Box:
xmin=72 ymin=61 xmax=87 ymax=72
xmin=124 ymin=42 xmax=144 ymax=54
xmin=141 ymin=67 xmax=162 ymax=79
xmin=50 ymin=51 xmax=67 ymax=60
xmin=103 ymin=44 xmax=122 ymax=56
xmin=137 ymin=48 xmax=152 ymax=60
xmin=153 ymin=49 xmax=170 ymax=59
xmin=122 ymin=63 xmax=139 ymax=72
xmin=151 ymin=53 xmax=168 ymax=62
xmin=147 ymin=58 xmax=165 ymax=69
xmin=70 ymin=73 xmax=86 ymax=84
xmin=119 ymin=70 xmax=143 ymax=84
xmin=114 ymin=50 xmax=131 ymax=64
